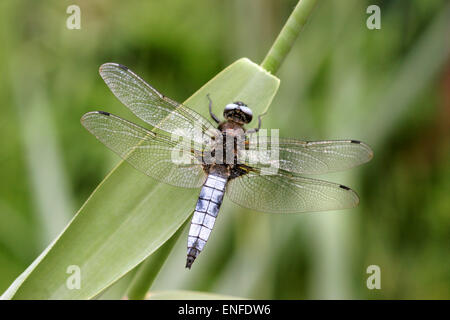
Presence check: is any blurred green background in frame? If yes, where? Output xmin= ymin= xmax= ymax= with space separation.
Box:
xmin=0 ymin=0 xmax=449 ymax=299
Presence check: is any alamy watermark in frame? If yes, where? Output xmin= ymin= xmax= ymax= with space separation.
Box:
xmin=66 ymin=265 xmax=81 ymax=290
xmin=366 ymin=265 xmax=381 ymax=290
xmin=169 ymin=124 xmax=280 ymax=175
xmin=366 ymin=5 xmax=381 ymax=30
xmin=66 ymin=5 xmax=81 ymax=30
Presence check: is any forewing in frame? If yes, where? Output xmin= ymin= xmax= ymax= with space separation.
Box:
xmin=226 ymin=169 xmax=359 ymax=213
xmin=99 ymin=63 xmax=220 ymax=146
xmin=243 ymin=137 xmax=373 ymax=175
xmin=81 ymin=111 xmax=207 ymax=188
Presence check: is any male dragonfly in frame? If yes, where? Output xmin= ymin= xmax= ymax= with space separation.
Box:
xmin=81 ymin=63 xmax=373 ymax=269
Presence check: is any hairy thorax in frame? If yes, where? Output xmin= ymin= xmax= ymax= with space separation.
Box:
xmin=205 ymin=120 xmax=247 ymax=178
xmin=218 ymin=120 xmax=246 ymax=136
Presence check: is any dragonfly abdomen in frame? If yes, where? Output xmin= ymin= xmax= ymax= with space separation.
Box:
xmin=186 ymin=173 xmax=227 ymax=269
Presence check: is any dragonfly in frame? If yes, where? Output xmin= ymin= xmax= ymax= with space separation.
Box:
xmin=81 ymin=63 xmax=373 ymax=269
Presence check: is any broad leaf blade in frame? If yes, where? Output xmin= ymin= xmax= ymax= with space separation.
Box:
xmin=2 ymin=58 xmax=279 ymax=299
xmin=147 ymin=290 xmax=245 ymax=300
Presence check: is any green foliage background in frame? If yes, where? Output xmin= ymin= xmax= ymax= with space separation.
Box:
xmin=0 ymin=0 xmax=448 ymax=299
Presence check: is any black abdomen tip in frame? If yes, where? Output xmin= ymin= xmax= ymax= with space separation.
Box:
xmin=185 ymin=256 xmax=195 ymax=269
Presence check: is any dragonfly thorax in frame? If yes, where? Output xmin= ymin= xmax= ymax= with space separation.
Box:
xmin=223 ymin=101 xmax=253 ymax=124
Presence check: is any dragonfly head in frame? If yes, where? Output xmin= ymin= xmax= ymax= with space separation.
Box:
xmin=223 ymin=102 xmax=253 ymax=124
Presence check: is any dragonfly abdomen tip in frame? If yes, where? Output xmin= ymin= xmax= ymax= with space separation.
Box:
xmin=185 ymin=256 xmax=195 ymax=269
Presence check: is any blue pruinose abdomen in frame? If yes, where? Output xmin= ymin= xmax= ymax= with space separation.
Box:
xmin=186 ymin=173 xmax=227 ymax=269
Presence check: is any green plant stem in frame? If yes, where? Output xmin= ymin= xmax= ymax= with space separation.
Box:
xmin=261 ymin=0 xmax=318 ymax=74
xmin=126 ymin=220 xmax=188 ymax=300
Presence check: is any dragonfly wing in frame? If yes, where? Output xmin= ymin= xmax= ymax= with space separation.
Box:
xmin=243 ymin=137 xmax=373 ymax=175
xmin=99 ymin=63 xmax=220 ymax=146
xmin=226 ymin=169 xmax=359 ymax=213
xmin=81 ymin=111 xmax=207 ymax=188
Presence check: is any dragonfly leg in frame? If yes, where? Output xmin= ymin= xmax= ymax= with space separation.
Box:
xmin=207 ymin=94 xmax=220 ymax=124
xmin=246 ymin=111 xmax=267 ymax=134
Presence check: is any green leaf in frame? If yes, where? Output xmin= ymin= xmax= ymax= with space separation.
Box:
xmin=126 ymin=221 xmax=188 ymax=300
xmin=146 ymin=290 xmax=245 ymax=300
xmin=2 ymin=58 xmax=279 ymax=299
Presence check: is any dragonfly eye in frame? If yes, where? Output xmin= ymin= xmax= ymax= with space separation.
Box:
xmin=223 ymin=102 xmax=253 ymax=124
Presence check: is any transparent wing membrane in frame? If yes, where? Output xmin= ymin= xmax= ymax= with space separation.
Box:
xmin=226 ymin=169 xmax=359 ymax=213
xmin=99 ymin=63 xmax=220 ymax=147
xmin=81 ymin=111 xmax=206 ymax=188
xmin=243 ymin=137 xmax=373 ymax=175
